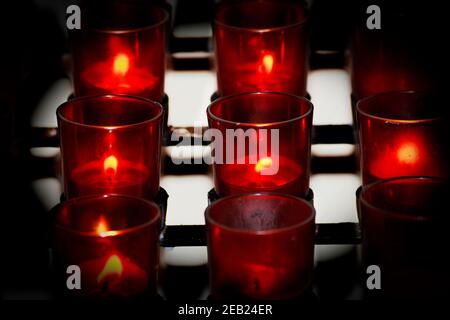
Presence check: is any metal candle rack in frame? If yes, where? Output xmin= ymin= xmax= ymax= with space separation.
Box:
xmin=30 ymin=96 xmax=361 ymax=248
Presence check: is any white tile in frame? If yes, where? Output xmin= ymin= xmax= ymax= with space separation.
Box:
xmin=165 ymin=70 xmax=216 ymax=127
xmin=311 ymin=173 xmax=361 ymax=224
xmin=307 ymin=69 xmax=353 ymax=125
xmin=161 ymin=174 xmax=214 ymax=225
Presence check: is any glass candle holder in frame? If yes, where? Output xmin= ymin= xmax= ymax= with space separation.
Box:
xmin=214 ymin=0 xmax=308 ymax=97
xmin=358 ymin=177 xmax=450 ymax=299
xmin=57 ymin=95 xmax=163 ymax=200
xmin=52 ymin=194 xmax=161 ymax=299
xmin=70 ymin=3 xmax=168 ymax=101
xmin=350 ymin=3 xmax=441 ymax=102
xmin=357 ymin=91 xmax=449 ymax=185
xmin=207 ymin=92 xmax=313 ymax=198
xmin=206 ymin=193 xmax=315 ymax=300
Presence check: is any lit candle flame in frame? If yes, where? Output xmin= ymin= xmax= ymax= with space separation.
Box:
xmin=113 ymin=54 xmax=130 ymax=77
xmin=96 ymin=216 xmax=118 ymax=238
xmin=104 ymin=155 xmax=118 ymax=177
xmin=97 ymin=255 xmax=123 ymax=284
xmin=397 ymin=143 xmax=419 ymax=164
xmin=259 ymin=53 xmax=274 ymax=74
xmin=255 ymin=157 xmax=273 ymax=173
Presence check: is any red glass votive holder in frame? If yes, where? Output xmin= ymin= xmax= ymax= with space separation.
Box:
xmin=214 ymin=0 xmax=308 ymax=97
xmin=207 ymin=92 xmax=313 ymax=198
xmin=358 ymin=177 xmax=450 ymax=299
xmin=53 ymin=194 xmax=161 ymax=299
xmin=206 ymin=193 xmax=315 ymax=300
xmin=357 ymin=91 xmax=449 ymax=185
xmin=70 ymin=4 xmax=168 ymax=101
xmin=350 ymin=5 xmax=441 ymax=101
xmin=57 ymin=95 xmax=163 ymax=200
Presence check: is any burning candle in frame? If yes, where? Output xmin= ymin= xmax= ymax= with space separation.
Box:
xmin=357 ymin=177 xmax=450 ymax=299
xmin=79 ymin=51 xmax=158 ymax=97
xmin=215 ymin=0 xmax=308 ymax=97
xmin=69 ymin=155 xmax=152 ymax=199
xmin=70 ymin=4 xmax=168 ymax=101
xmin=357 ymin=91 xmax=449 ymax=185
xmin=206 ymin=193 xmax=315 ymax=300
xmin=79 ymin=252 xmax=148 ymax=297
xmin=218 ymin=156 xmax=302 ymax=195
xmin=207 ymin=92 xmax=313 ymax=198
xmin=57 ymin=95 xmax=163 ymax=200
xmin=53 ymin=194 xmax=161 ymax=298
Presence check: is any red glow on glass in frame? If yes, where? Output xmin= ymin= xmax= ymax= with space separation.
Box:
xmin=113 ymin=53 xmax=130 ymax=77
xmin=53 ymin=195 xmax=161 ymax=298
xmin=220 ymin=156 xmax=302 ymax=194
xmin=207 ymin=193 xmax=315 ymax=300
xmin=254 ymin=156 xmax=273 ymax=173
xmin=369 ymin=135 xmax=426 ymax=181
xmin=97 ymin=255 xmax=123 ymax=284
xmin=79 ymin=253 xmax=148 ymax=296
xmin=357 ymin=92 xmax=449 ymax=185
xmin=214 ymin=1 xmax=308 ymax=96
xmin=57 ymin=95 xmax=163 ymax=200
xmin=80 ymin=47 xmax=157 ymax=96
xmin=70 ymin=5 xmax=168 ymax=101
xmin=397 ymin=142 xmax=419 ymax=164
xmin=207 ymin=93 xmax=313 ymax=197
xmin=259 ymin=53 xmax=274 ymax=75
xmin=103 ymin=155 xmax=118 ymax=179
xmin=95 ymin=216 xmax=118 ymax=238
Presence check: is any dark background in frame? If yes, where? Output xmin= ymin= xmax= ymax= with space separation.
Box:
xmin=1 ymin=0 xmax=447 ymax=299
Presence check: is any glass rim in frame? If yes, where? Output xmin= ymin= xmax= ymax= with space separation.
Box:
xmin=57 ymin=94 xmax=164 ymax=130
xmin=53 ymin=194 xmax=161 ymax=238
xmin=358 ymin=176 xmax=448 ymax=222
xmin=356 ymin=90 xmax=444 ymax=124
xmin=207 ymin=91 xmax=313 ymax=128
xmin=214 ymin=0 xmax=308 ymax=33
xmin=205 ymin=192 xmax=315 ymax=236
xmin=81 ymin=6 xmax=169 ymax=35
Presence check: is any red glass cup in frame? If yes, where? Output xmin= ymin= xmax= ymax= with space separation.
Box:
xmin=357 ymin=91 xmax=449 ymax=185
xmin=53 ymin=194 xmax=161 ymax=299
xmin=70 ymin=4 xmax=168 ymax=101
xmin=350 ymin=5 xmax=441 ymax=101
xmin=206 ymin=193 xmax=315 ymax=300
xmin=57 ymin=95 xmax=163 ymax=200
xmin=214 ymin=0 xmax=308 ymax=97
xmin=358 ymin=177 xmax=450 ymax=299
xmin=207 ymin=92 xmax=313 ymax=198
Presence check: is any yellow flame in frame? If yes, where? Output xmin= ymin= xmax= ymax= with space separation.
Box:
xmin=255 ymin=157 xmax=273 ymax=173
xmin=260 ymin=54 xmax=274 ymax=74
xmin=104 ymin=155 xmax=118 ymax=176
xmin=113 ymin=54 xmax=130 ymax=76
xmin=96 ymin=216 xmax=118 ymax=238
xmin=397 ymin=143 xmax=419 ymax=164
xmin=96 ymin=217 xmax=108 ymax=235
xmin=97 ymin=255 xmax=123 ymax=284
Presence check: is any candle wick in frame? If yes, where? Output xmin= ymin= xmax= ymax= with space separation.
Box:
xmin=101 ymin=280 xmax=109 ymax=293
xmin=253 ymin=279 xmax=261 ymax=293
